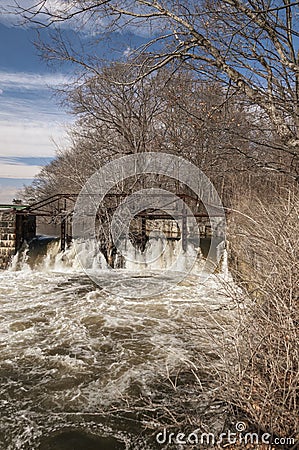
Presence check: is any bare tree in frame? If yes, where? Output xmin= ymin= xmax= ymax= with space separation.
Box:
xmin=13 ymin=0 xmax=299 ymax=179
xmin=66 ymin=62 xmax=168 ymax=155
xmin=24 ymin=63 xmax=273 ymax=205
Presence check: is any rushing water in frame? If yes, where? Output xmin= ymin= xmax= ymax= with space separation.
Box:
xmin=0 ymin=239 xmax=235 ymax=449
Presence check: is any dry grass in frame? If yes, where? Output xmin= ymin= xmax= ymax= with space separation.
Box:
xmin=223 ymin=188 xmax=299 ymax=445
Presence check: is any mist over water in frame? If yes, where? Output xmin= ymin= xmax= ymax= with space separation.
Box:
xmin=0 ymin=239 xmax=234 ymax=449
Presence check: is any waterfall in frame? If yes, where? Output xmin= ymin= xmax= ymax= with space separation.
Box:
xmin=121 ymin=236 xmax=199 ymax=272
xmin=8 ymin=243 xmax=31 ymax=272
xmin=8 ymin=238 xmax=108 ymax=273
xmin=8 ymin=235 xmax=228 ymax=279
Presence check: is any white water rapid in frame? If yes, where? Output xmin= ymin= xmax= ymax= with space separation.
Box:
xmin=0 ymin=237 xmax=234 ymax=450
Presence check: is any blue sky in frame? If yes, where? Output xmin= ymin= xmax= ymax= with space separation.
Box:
xmin=0 ymin=15 xmax=73 ymax=203
xmin=0 ymin=1 xmax=152 ymax=204
xmin=0 ymin=2 xmax=149 ymax=203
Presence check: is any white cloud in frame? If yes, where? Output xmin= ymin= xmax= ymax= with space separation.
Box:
xmin=0 ymin=1 xmax=74 ymax=26
xmin=0 ymin=186 xmax=23 ymax=203
xmin=0 ymin=71 xmax=73 ymax=158
xmin=0 ymin=162 xmax=41 ymax=179
xmin=123 ymin=46 xmax=132 ymax=57
xmin=0 ymin=71 xmax=71 ymax=91
xmin=0 ymin=120 xmax=70 ymax=158
xmin=41 ymin=0 xmax=78 ymax=17
xmin=0 ymin=0 xmax=157 ymax=37
xmin=0 ymin=95 xmax=67 ymax=122
xmin=0 ymin=0 xmax=90 ymax=29
xmin=0 ymin=178 xmax=33 ymax=203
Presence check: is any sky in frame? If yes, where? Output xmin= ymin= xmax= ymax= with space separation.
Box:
xmin=0 ymin=7 xmax=75 ymax=203
xmin=0 ymin=1 xmax=152 ymax=204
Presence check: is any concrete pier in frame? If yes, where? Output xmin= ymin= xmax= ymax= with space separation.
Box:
xmin=0 ymin=207 xmax=36 ymax=269
xmin=0 ymin=211 xmax=16 ymax=269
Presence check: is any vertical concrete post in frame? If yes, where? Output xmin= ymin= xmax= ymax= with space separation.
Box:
xmin=182 ymin=204 xmax=187 ymax=252
xmin=60 ymin=199 xmax=67 ymax=252
xmin=141 ymin=216 xmax=147 ymax=251
xmin=0 ymin=211 xmax=16 ymax=269
xmin=60 ymin=217 xmax=66 ymax=252
xmin=0 ymin=211 xmax=36 ymax=269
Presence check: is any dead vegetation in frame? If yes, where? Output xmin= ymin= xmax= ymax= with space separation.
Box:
xmin=223 ymin=187 xmax=299 ymax=445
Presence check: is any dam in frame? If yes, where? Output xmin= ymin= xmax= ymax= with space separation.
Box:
xmin=0 ymin=192 xmax=227 ymax=270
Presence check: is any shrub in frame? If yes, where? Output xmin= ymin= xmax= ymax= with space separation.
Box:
xmin=224 ymin=188 xmax=299 ymax=442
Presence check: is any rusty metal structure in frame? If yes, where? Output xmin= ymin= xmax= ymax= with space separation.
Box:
xmin=0 ymin=192 xmax=227 ymax=269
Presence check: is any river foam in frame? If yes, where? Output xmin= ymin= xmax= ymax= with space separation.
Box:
xmin=0 ymin=238 xmax=233 ymax=449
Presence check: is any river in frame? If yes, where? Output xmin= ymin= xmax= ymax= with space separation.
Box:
xmin=0 ymin=240 xmax=235 ymax=449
